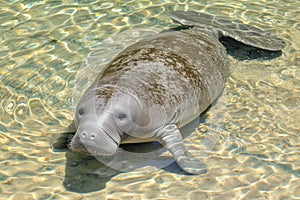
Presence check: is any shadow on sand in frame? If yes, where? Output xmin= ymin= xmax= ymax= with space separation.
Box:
xmin=51 ymin=132 xmax=190 ymax=193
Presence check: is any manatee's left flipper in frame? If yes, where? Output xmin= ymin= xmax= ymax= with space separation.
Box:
xmin=157 ymin=124 xmax=207 ymax=174
xmin=170 ymin=10 xmax=286 ymax=51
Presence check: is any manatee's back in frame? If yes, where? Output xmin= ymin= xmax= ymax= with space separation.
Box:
xmin=91 ymin=29 xmax=228 ymax=124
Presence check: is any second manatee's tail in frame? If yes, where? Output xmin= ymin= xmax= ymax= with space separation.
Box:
xmin=170 ymin=10 xmax=286 ymax=51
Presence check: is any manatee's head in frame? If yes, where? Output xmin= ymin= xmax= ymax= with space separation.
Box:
xmin=70 ymin=87 xmax=122 ymax=156
xmin=70 ymin=87 xmax=160 ymax=156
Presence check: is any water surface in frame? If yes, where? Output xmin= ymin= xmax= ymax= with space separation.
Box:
xmin=0 ymin=0 xmax=299 ymax=199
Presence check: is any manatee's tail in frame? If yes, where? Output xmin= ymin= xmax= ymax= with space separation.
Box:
xmin=170 ymin=10 xmax=286 ymax=51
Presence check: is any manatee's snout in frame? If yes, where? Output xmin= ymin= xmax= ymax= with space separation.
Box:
xmin=72 ymin=122 xmax=120 ymax=156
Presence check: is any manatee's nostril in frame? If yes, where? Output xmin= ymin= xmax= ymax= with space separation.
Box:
xmin=81 ymin=132 xmax=86 ymax=139
xmin=90 ymin=134 xmax=95 ymax=140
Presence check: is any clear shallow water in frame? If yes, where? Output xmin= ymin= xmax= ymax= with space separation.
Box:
xmin=0 ymin=0 xmax=299 ymax=199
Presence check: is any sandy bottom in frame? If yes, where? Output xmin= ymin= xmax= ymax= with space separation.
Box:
xmin=0 ymin=0 xmax=299 ymax=199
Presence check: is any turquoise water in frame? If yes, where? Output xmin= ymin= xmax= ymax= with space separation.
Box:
xmin=0 ymin=0 xmax=299 ymax=199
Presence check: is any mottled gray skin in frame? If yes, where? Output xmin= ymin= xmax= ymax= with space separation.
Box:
xmin=70 ymin=11 xmax=285 ymax=174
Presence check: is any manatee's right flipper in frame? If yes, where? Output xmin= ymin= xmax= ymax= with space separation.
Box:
xmin=170 ymin=10 xmax=286 ymax=51
xmin=157 ymin=124 xmax=207 ymax=174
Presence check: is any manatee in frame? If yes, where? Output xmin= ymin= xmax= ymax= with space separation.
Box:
xmin=69 ymin=10 xmax=285 ymax=174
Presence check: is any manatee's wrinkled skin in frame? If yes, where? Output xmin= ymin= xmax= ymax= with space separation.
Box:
xmin=70 ymin=11 xmax=285 ymax=174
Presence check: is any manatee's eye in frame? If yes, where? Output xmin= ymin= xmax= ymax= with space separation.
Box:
xmin=78 ymin=108 xmax=85 ymax=116
xmin=117 ymin=113 xmax=127 ymax=121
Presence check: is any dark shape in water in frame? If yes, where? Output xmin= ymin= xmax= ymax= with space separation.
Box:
xmin=219 ymin=36 xmax=282 ymax=61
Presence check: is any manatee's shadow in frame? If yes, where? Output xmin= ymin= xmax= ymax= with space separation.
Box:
xmin=168 ymin=26 xmax=283 ymax=61
xmin=51 ymin=131 xmax=195 ymax=193
xmin=63 ymin=151 xmax=114 ymax=192
xmin=62 ymin=150 xmax=189 ymax=193
xmin=51 ymin=132 xmax=114 ymax=193
xmin=219 ymin=36 xmax=282 ymax=61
